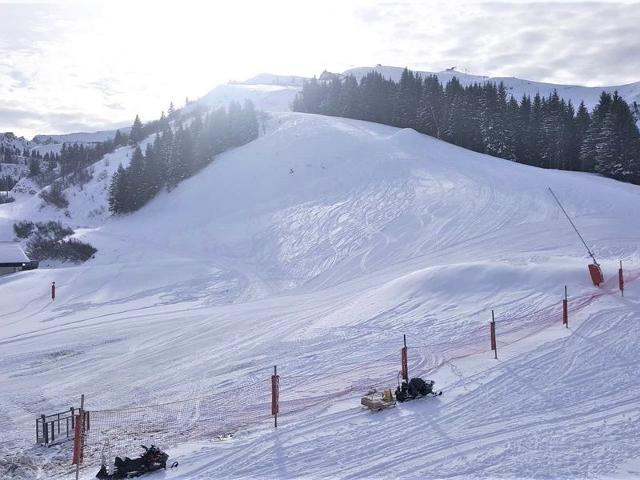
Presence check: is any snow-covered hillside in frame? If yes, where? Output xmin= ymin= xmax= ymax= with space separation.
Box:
xmin=240 ymin=73 xmax=307 ymax=87
xmin=196 ymin=83 xmax=298 ymax=113
xmin=1 ymin=112 xmax=639 ymax=479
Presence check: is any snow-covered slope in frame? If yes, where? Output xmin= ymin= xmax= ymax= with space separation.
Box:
xmin=344 ymin=65 xmax=640 ymax=110
xmin=1 ymin=113 xmax=640 ymax=479
xmin=0 ymin=132 xmax=31 ymax=152
xmin=240 ymin=73 xmax=307 ymax=87
xmin=2 ymin=152 xmax=131 ymax=236
xmin=196 ymin=83 xmax=298 ymax=113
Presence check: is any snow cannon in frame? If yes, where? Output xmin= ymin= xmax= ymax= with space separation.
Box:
xmin=548 ymin=188 xmax=604 ymax=287
xmin=588 ymin=263 xmax=604 ymax=286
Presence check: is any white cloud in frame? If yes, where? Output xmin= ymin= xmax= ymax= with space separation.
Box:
xmin=0 ymin=0 xmax=638 ymax=137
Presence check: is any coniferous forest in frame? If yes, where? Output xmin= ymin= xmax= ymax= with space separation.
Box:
xmin=109 ymin=100 xmax=259 ymax=214
xmin=293 ymin=69 xmax=640 ymax=184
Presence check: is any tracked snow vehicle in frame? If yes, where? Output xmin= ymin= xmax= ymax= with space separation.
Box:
xmin=395 ymin=377 xmax=442 ymax=402
xmin=361 ymin=377 xmax=442 ymax=411
xmin=96 ymin=445 xmax=172 ymax=479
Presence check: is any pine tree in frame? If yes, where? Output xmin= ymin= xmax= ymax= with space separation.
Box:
xmin=28 ymin=157 xmax=41 ymax=177
xmin=108 ymin=164 xmax=126 ymax=213
xmin=320 ymin=77 xmax=343 ymax=116
xmin=417 ymin=75 xmax=445 ymax=138
xmin=572 ymin=102 xmax=590 ymax=171
xmin=128 ymin=146 xmax=146 ymax=208
xmin=130 ymin=115 xmax=144 ymax=144
xmin=240 ymin=100 xmax=260 ymax=144
xmin=391 ymin=68 xmax=421 ymax=128
xmin=114 ymin=130 xmax=124 ymax=146
xmin=443 ymin=77 xmax=466 ymax=144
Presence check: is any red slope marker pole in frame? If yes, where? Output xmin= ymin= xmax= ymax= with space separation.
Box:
xmin=401 ymin=334 xmax=408 ymax=382
xmin=619 ymin=261 xmax=624 ymax=297
xmin=563 ymin=286 xmax=568 ymax=328
xmin=271 ymin=366 xmax=279 ymax=428
xmin=490 ymin=310 xmax=497 ymax=359
xmin=73 ymin=394 xmax=85 ymax=480
xmin=51 ymin=281 xmax=56 ymax=301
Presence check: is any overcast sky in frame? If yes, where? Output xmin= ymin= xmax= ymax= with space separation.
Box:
xmin=1 ymin=0 xmax=639 ymax=138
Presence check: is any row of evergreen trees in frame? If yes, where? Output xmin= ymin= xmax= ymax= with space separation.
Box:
xmin=0 ymin=145 xmax=43 ymax=163
xmin=52 ymin=99 xmax=185 ymax=178
xmin=108 ymin=100 xmax=259 ymax=214
xmin=293 ymin=69 xmax=640 ymax=184
xmin=23 ymin=132 xmax=131 ymax=182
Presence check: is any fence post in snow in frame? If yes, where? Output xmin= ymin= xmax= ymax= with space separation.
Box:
xmin=72 ymin=394 xmax=85 ymax=478
xmin=619 ymin=261 xmax=624 ymax=297
xmin=563 ymin=286 xmax=568 ymax=328
xmin=41 ymin=414 xmax=47 ymax=444
xmin=271 ymin=366 xmax=279 ymax=429
xmin=490 ymin=310 xmax=497 ymax=359
xmin=401 ymin=334 xmax=408 ymax=382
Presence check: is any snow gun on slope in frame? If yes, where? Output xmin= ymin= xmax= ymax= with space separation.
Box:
xmin=548 ymin=187 xmax=604 ymax=286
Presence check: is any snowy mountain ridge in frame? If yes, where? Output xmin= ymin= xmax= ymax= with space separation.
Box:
xmin=3 ymin=65 xmax=639 ymax=156
xmin=236 ymin=66 xmax=640 ymax=111
xmin=342 ymin=65 xmax=640 ymax=111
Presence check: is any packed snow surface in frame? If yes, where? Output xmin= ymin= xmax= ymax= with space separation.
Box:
xmin=1 ymin=113 xmax=640 ymax=479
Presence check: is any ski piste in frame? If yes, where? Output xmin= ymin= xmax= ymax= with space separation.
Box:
xmin=1 ymin=112 xmax=639 ymax=479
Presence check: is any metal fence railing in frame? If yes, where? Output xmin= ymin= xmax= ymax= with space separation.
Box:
xmin=36 ymin=407 xmax=80 ymax=445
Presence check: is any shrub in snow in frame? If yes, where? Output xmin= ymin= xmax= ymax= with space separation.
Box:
xmin=40 ymin=181 xmax=69 ymax=208
xmin=27 ymin=237 xmax=96 ymax=262
xmin=30 ymin=221 xmax=74 ymax=241
xmin=13 ymin=221 xmax=34 ymax=238
xmin=17 ymin=220 xmax=97 ymax=263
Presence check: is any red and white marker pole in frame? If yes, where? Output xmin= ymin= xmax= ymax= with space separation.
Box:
xmin=562 ymin=286 xmax=568 ymax=328
xmin=490 ymin=310 xmax=497 ymax=359
xmin=271 ymin=365 xmax=279 ymax=428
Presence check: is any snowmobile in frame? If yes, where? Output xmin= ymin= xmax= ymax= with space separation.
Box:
xmin=96 ymin=445 xmax=172 ymax=479
xmin=395 ymin=377 xmax=442 ymax=402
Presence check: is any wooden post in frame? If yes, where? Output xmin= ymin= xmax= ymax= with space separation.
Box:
xmin=271 ymin=366 xmax=279 ymax=428
xmin=490 ymin=310 xmax=497 ymax=359
xmin=562 ymin=286 xmax=568 ymax=328
xmin=401 ymin=334 xmax=408 ymax=382
xmin=619 ymin=261 xmax=624 ymax=297
xmin=41 ymin=414 xmax=47 ymax=444
xmin=73 ymin=394 xmax=84 ymax=479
